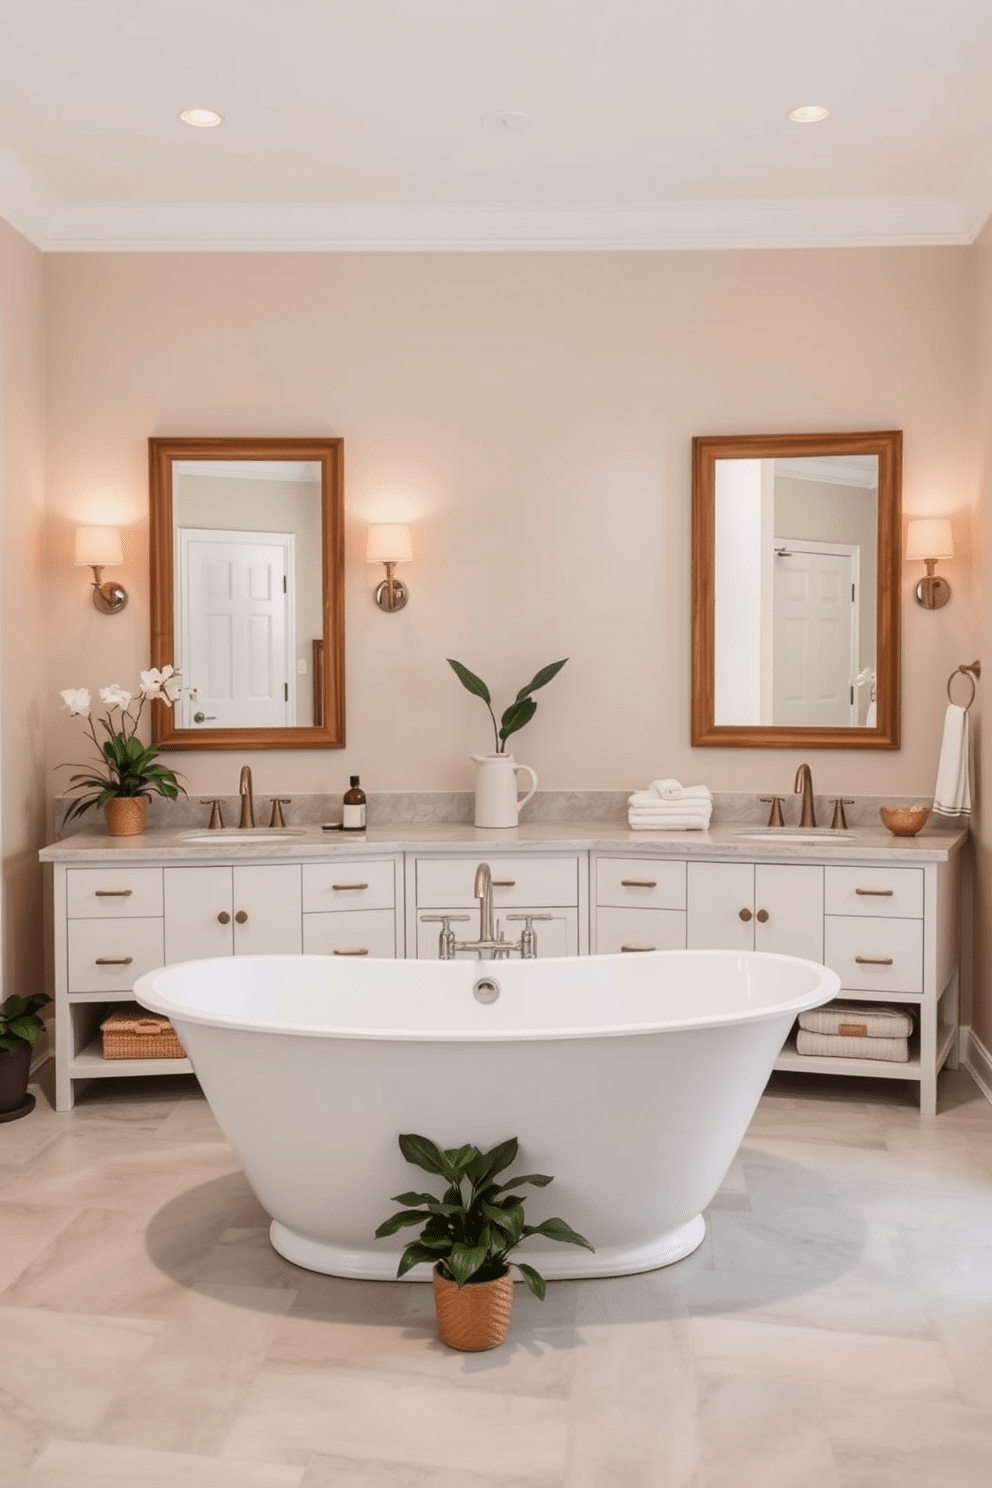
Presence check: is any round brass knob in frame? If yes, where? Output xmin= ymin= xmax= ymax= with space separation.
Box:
xmin=217 ymin=911 xmax=231 ymax=925
xmin=738 ymin=908 xmax=752 ymax=922
xmin=235 ymin=910 xmax=249 ymax=925
xmin=756 ymin=909 xmax=769 ymax=923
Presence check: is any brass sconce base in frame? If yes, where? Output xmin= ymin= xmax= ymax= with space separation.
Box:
xmin=373 ymin=572 xmax=409 ymax=612
xmin=91 ymin=568 xmax=128 ymax=614
xmin=914 ymin=574 xmax=951 ymax=610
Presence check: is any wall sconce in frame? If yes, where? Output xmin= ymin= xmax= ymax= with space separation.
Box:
xmin=906 ymin=518 xmax=953 ymax=610
xmin=75 ymin=525 xmax=128 ymax=615
xmin=366 ymin=524 xmax=412 ymax=612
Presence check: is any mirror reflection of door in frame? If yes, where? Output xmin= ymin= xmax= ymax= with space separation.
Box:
xmin=713 ymin=454 xmax=877 ymax=728
xmin=772 ymin=542 xmax=859 ymax=727
xmin=171 ymin=459 xmax=324 ymax=729
xmin=178 ymin=529 xmax=296 ymax=729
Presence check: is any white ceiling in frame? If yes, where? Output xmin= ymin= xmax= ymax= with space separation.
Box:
xmin=3 ymin=0 xmax=992 ymax=252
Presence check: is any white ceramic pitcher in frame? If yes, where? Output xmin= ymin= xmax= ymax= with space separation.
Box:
xmin=471 ymin=753 xmax=538 ymax=828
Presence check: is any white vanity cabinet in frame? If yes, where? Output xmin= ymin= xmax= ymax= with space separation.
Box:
xmin=301 ymin=859 xmax=400 ymax=958
xmin=592 ymin=857 xmax=687 ymax=953
xmin=164 ymin=864 xmax=303 ymax=961
xmin=408 ymin=854 xmax=585 ymax=959
xmin=686 ymin=861 xmax=824 ymax=962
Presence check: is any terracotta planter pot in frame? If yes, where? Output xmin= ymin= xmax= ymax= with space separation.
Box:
xmin=105 ymin=797 xmax=148 ymax=837
xmin=432 ymin=1265 xmax=514 ymax=1351
xmin=0 ymin=1044 xmax=31 ymax=1114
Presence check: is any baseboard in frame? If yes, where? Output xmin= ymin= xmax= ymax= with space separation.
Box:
xmin=960 ymin=1025 xmax=992 ymax=1106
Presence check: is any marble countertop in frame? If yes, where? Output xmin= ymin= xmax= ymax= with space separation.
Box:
xmin=39 ymin=819 xmax=969 ymax=865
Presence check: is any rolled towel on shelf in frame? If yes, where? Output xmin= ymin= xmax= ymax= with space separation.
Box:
xmin=933 ymin=703 xmax=971 ymax=817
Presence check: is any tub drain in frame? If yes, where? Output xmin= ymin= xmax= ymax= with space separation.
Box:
xmin=473 ymin=976 xmax=500 ymax=1004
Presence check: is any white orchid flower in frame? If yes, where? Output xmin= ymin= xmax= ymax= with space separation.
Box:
xmin=100 ymin=685 xmax=132 ymax=711
xmin=140 ymin=665 xmax=182 ymax=705
xmin=60 ymin=688 xmax=91 ymax=717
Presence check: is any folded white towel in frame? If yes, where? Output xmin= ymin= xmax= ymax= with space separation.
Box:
xmin=796 ymin=1030 xmax=909 ymax=1063
xmin=628 ymin=815 xmax=711 ymax=832
xmin=629 ymin=810 xmax=711 ymax=823
xmin=648 ymin=779 xmax=713 ymax=801
xmin=629 ymin=790 xmax=714 ymax=810
xmin=933 ymin=703 xmax=971 ymax=817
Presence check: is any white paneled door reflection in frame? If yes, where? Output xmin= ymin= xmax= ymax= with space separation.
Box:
xmin=178 ymin=528 xmax=296 ymax=728
xmin=772 ymin=542 xmax=859 ymax=727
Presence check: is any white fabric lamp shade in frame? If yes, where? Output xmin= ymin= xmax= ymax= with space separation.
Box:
xmin=906 ymin=518 xmax=953 ymax=562
xmin=366 ymin=523 xmax=412 ymax=564
xmin=75 ymin=525 xmax=123 ymax=567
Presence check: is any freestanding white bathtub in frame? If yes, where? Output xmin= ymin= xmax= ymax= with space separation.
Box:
xmin=134 ymin=950 xmax=839 ymax=1279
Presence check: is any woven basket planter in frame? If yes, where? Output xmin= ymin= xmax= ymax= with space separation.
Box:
xmin=105 ymin=797 xmax=148 ymax=837
xmin=432 ymin=1265 xmax=514 ymax=1352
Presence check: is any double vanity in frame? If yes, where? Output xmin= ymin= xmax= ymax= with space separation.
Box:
xmin=40 ymin=813 xmax=966 ymax=1117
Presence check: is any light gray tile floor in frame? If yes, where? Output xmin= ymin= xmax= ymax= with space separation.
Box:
xmin=2 ymin=1063 xmax=991 ymax=1486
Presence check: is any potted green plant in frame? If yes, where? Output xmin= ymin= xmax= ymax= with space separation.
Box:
xmin=375 ymin=1133 xmax=593 ymax=1351
xmin=0 ymin=993 xmax=51 ymax=1121
xmin=446 ymin=658 xmax=568 ymax=827
xmin=59 ymin=668 xmax=187 ymax=836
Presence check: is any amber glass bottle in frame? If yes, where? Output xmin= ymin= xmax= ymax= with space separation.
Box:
xmin=342 ymin=775 xmax=367 ymax=830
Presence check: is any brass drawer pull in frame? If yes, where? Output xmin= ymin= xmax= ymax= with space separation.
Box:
xmin=855 ymin=955 xmax=894 ymax=965
xmin=95 ymin=889 xmax=133 ymax=897
xmin=333 ymin=947 xmax=369 ymax=956
xmin=855 ymin=888 xmax=894 ymax=897
xmin=217 ymin=911 xmax=231 ymax=925
xmin=620 ymin=944 xmax=656 ymax=953
xmin=492 ymin=879 xmax=516 ymax=888
xmin=620 ymin=878 xmax=658 ymax=889
xmin=332 ymin=882 xmax=369 ymax=891
xmin=235 ymin=911 xmax=249 ymax=925
xmin=95 ymin=956 xmax=133 ymax=965
xmin=739 ymin=908 xmax=752 ymax=922
xmin=756 ymin=909 xmax=769 ymax=923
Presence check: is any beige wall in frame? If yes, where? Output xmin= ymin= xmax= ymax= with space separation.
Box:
xmin=0 ymin=218 xmax=47 ymax=1002
xmin=43 ymin=249 xmax=975 ymax=811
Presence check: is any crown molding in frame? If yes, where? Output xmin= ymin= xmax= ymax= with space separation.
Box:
xmin=5 ymin=193 xmax=969 ymax=253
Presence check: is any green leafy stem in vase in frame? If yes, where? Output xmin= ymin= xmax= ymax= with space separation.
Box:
xmin=446 ymin=658 xmax=568 ymax=755
xmin=59 ymin=668 xmax=188 ymax=823
xmin=374 ymin=1133 xmax=593 ymax=1298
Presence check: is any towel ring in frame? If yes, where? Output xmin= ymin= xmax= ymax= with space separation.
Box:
xmin=947 ymin=663 xmax=980 ymax=709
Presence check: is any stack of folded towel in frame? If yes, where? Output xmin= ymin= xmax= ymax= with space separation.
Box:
xmin=628 ymin=779 xmax=713 ymax=831
xmin=796 ymin=1000 xmax=913 ymax=1063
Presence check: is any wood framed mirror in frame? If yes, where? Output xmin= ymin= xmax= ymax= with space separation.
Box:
xmin=149 ymin=436 xmax=345 ymax=750
xmin=691 ymin=430 xmax=901 ymax=749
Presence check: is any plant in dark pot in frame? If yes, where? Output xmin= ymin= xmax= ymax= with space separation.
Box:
xmin=375 ymin=1133 xmax=593 ymax=1351
xmin=0 ymin=993 xmax=51 ymax=1121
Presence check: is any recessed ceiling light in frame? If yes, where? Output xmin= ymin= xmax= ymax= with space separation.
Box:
xmin=788 ymin=105 xmax=829 ymax=124
xmin=480 ymin=110 xmax=532 ymax=133
xmin=179 ymin=108 xmax=223 ymax=128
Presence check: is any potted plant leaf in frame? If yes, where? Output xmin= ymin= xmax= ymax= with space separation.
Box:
xmin=0 ymin=993 xmax=51 ymax=1121
xmin=375 ymin=1133 xmax=593 ymax=1351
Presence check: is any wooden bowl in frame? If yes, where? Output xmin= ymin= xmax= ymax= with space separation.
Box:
xmin=879 ymin=805 xmax=931 ymax=837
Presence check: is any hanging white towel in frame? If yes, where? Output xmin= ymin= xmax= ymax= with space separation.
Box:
xmin=865 ymin=700 xmax=877 ymax=727
xmin=933 ymin=704 xmax=971 ymax=817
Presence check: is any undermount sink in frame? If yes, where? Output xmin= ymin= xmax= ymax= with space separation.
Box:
xmin=181 ymin=829 xmax=307 ymax=843
xmin=734 ymin=829 xmax=857 ymax=843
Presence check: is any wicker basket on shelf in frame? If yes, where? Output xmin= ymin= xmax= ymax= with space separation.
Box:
xmin=100 ymin=1003 xmax=186 ymax=1060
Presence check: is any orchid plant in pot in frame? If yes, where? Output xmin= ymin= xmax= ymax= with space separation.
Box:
xmin=60 ymin=668 xmax=187 ymax=836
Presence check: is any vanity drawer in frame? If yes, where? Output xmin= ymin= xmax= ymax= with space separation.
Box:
xmin=824 ymin=916 xmax=923 ymax=994
xmin=67 ymin=867 xmax=164 ymax=919
xmin=68 ymin=918 xmax=165 ymax=993
xmin=416 ymin=856 xmax=579 ymax=909
xmin=302 ymin=859 xmax=396 ymax=913
xmin=302 ymin=908 xmax=398 ymax=958
xmin=596 ymin=906 xmax=686 ymax=954
xmin=824 ymin=866 xmax=923 ymax=919
xmin=595 ymin=858 xmax=686 ymax=911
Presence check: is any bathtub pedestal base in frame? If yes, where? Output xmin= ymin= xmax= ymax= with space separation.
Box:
xmin=270 ymin=1212 xmax=706 ymax=1281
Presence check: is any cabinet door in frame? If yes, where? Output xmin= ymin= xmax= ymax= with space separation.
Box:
xmin=595 ymin=906 xmax=686 ymax=955
xmin=686 ymin=862 xmax=755 ymax=950
xmin=303 ymin=908 xmax=398 ymax=958
xmin=165 ymin=866 xmax=235 ymax=961
xmin=232 ymin=865 xmax=302 ymax=954
xmin=754 ymin=864 xmax=823 ymax=963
